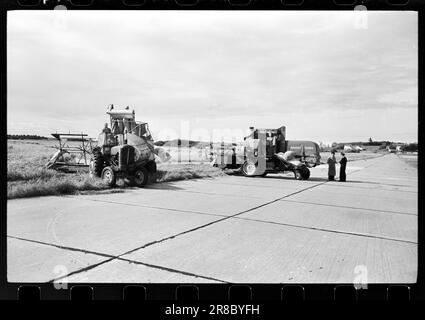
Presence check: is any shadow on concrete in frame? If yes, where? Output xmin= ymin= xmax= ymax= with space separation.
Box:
xmin=223 ymin=169 xmax=242 ymax=176
xmin=223 ymin=172 xmax=394 ymax=185
xmin=336 ymin=180 xmax=415 ymax=188
xmin=79 ymin=189 xmax=127 ymax=196
xmin=224 ymin=171 xmax=331 ymax=182
xmin=303 ymin=177 xmax=331 ymax=182
xmin=148 ymin=182 xmax=186 ymax=191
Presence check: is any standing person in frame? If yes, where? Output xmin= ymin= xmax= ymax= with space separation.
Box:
xmin=327 ymin=151 xmax=337 ymax=181
xmin=102 ymin=123 xmax=111 ymax=134
xmin=339 ymin=152 xmax=347 ymax=182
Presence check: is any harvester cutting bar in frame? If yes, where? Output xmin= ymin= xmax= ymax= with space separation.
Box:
xmin=46 ymin=132 xmax=96 ymax=170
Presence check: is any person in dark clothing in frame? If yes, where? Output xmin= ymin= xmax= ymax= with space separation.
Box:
xmin=327 ymin=151 xmax=337 ymax=181
xmin=102 ymin=123 xmax=111 ymax=134
xmin=339 ymin=152 xmax=347 ymax=182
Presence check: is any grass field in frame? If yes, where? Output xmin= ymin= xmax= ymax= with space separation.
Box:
xmin=319 ymin=151 xmax=384 ymax=163
xmin=7 ymin=139 xmax=224 ymax=199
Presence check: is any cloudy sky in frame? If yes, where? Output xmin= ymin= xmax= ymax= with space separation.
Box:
xmin=8 ymin=11 xmax=417 ymax=143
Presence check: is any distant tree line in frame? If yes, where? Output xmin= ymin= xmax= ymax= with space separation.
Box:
xmin=7 ymin=134 xmax=48 ymax=140
xmin=401 ymin=143 xmax=418 ymax=152
xmin=154 ymin=139 xmax=209 ymax=148
xmin=320 ymin=140 xmax=410 ymax=152
xmin=364 ymin=141 xmax=391 ymax=147
xmin=325 ymin=140 xmax=417 ymax=152
xmin=329 ymin=141 xmax=392 ymax=148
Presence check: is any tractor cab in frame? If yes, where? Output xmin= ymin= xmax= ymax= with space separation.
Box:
xmin=107 ymin=108 xmax=153 ymax=141
xmin=97 ymin=106 xmax=154 ymax=150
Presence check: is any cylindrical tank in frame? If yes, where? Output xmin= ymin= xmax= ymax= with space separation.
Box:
xmin=126 ymin=133 xmax=155 ymax=162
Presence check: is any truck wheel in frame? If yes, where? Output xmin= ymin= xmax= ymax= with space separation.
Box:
xmin=134 ymin=166 xmax=149 ymax=188
xmin=294 ymin=169 xmax=303 ymax=180
xmin=90 ymin=148 xmax=103 ymax=177
xmin=101 ymin=166 xmax=116 ymax=187
xmin=242 ymin=161 xmax=257 ymax=177
xmin=302 ymin=167 xmax=310 ymax=180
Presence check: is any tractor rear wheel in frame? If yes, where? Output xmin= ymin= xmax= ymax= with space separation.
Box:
xmin=90 ymin=148 xmax=103 ymax=177
xmin=133 ymin=166 xmax=149 ymax=188
xmin=101 ymin=166 xmax=116 ymax=187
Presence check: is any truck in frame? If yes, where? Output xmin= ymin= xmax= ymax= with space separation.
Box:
xmin=212 ymin=126 xmax=321 ymax=180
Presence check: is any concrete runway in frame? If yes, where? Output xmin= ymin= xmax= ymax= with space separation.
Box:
xmin=7 ymin=154 xmax=417 ymax=283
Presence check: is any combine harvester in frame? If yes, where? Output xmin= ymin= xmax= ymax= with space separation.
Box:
xmin=213 ymin=126 xmax=321 ymax=180
xmin=88 ymin=105 xmax=158 ymax=187
xmin=46 ymin=105 xmax=169 ymax=187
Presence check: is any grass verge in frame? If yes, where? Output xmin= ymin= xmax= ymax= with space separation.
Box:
xmin=7 ymin=139 xmax=227 ymax=199
xmin=156 ymin=163 xmax=225 ymax=182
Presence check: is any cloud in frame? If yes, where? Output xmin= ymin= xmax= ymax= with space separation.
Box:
xmin=377 ymin=87 xmax=418 ymax=106
xmin=7 ymin=11 xmax=418 ymax=142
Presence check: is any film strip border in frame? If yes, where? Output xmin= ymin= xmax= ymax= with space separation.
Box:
xmin=2 ymin=0 xmax=424 ymax=303
xmin=2 ymin=0 xmax=425 ymax=9
xmin=5 ymin=284 xmax=416 ymax=301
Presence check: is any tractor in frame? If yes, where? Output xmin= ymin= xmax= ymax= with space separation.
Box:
xmin=213 ymin=126 xmax=319 ymax=180
xmin=89 ymin=105 xmax=157 ymax=187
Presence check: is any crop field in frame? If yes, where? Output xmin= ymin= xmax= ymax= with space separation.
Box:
xmin=7 ymin=139 xmax=224 ymax=199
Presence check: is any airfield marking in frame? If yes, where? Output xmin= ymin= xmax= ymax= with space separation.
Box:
xmin=229 ymin=216 xmax=417 ymax=245
xmin=48 ymin=180 xmax=330 ymax=282
xmin=146 ymin=187 xmax=267 ymax=199
xmin=168 ymin=175 xmax=417 ymax=192
xmin=8 ymin=235 xmax=228 ymax=283
xmin=279 ymin=199 xmax=417 ymax=216
xmin=9 ymin=153 xmax=416 ymax=282
xmin=64 ymin=196 xmax=229 ymax=218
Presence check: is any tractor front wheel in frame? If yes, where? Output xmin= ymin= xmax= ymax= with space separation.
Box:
xmin=133 ymin=166 xmax=149 ymax=188
xmin=101 ymin=166 xmax=116 ymax=187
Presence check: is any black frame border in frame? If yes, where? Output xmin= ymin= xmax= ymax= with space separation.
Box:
xmin=0 ymin=0 xmax=423 ymax=304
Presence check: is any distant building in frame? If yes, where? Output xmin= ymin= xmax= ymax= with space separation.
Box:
xmin=344 ymin=145 xmax=353 ymax=152
xmin=387 ymin=145 xmax=397 ymax=153
xmin=318 ymin=141 xmax=333 ymax=149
